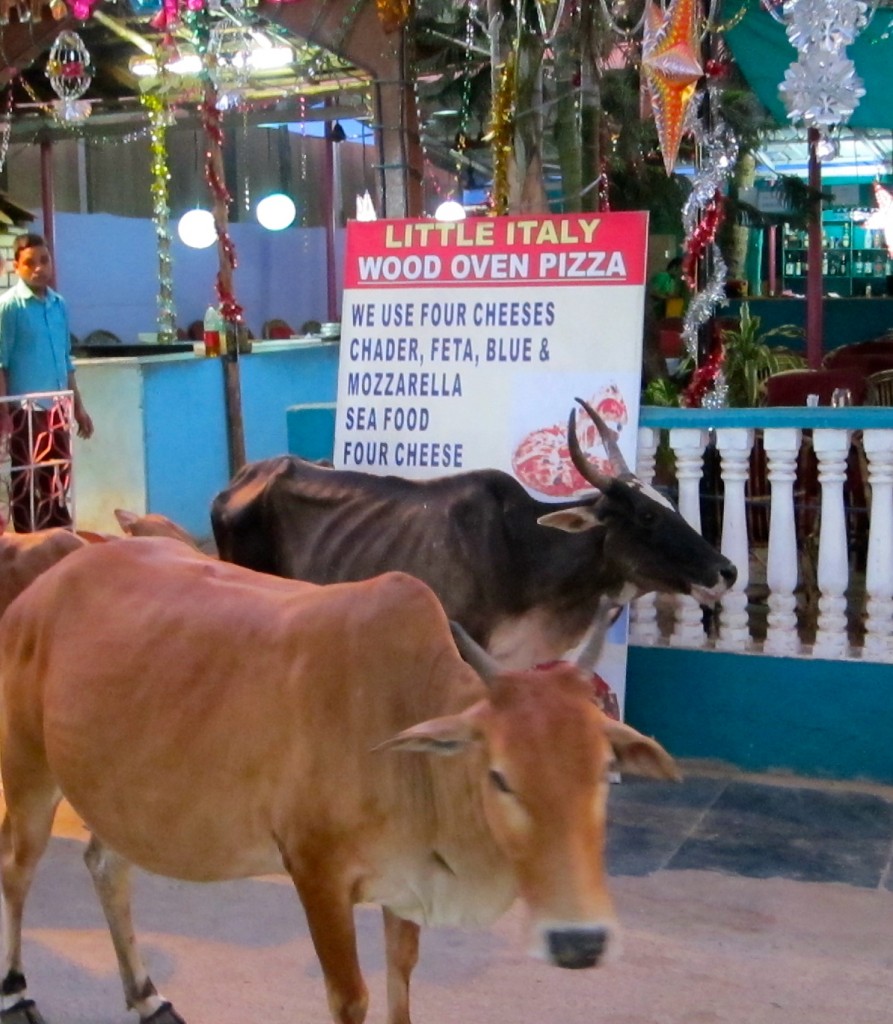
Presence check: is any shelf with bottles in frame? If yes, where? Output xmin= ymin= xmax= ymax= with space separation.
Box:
xmin=780 ymin=216 xmax=892 ymax=295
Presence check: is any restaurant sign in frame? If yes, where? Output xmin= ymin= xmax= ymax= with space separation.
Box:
xmin=334 ymin=211 xmax=648 ymax=711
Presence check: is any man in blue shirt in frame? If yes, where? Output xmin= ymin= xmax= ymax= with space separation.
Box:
xmin=0 ymin=233 xmax=93 ymax=531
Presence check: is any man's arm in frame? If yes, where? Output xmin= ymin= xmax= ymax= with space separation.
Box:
xmin=67 ymin=370 xmax=94 ymax=440
xmin=0 ymin=367 xmax=11 ymax=437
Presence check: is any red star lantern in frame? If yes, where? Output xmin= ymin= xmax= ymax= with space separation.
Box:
xmin=641 ymin=0 xmax=703 ymax=175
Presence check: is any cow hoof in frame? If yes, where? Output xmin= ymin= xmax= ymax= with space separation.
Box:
xmin=143 ymin=1003 xmax=187 ymax=1024
xmin=0 ymin=999 xmax=48 ymax=1024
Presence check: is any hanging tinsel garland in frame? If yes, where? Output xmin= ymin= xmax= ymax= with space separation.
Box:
xmin=0 ymin=88 xmax=13 ymax=177
xmin=679 ymin=65 xmax=739 ymax=409
xmin=488 ymin=51 xmax=515 ymax=217
xmin=141 ymin=92 xmax=178 ymax=345
xmin=201 ymin=85 xmax=243 ymax=328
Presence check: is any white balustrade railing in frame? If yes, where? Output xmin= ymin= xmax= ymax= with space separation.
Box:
xmin=633 ymin=406 xmax=893 ymax=663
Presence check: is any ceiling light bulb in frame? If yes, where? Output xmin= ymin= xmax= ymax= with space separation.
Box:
xmin=256 ymin=193 xmax=296 ymax=231
xmin=129 ymin=55 xmax=158 ymax=77
xmin=248 ymin=45 xmax=294 ymax=71
xmin=167 ymin=52 xmax=202 ymax=75
xmin=177 ymin=209 xmax=216 ymax=249
xmin=434 ymin=199 xmax=466 ymax=222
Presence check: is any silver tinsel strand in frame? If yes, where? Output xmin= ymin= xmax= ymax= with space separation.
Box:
xmin=681 ymin=103 xmax=739 ymax=361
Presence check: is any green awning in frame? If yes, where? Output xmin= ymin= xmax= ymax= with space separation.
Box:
xmin=723 ymin=3 xmax=893 ymax=129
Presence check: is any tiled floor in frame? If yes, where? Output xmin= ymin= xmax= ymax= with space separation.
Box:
xmin=607 ymin=769 xmax=893 ymax=889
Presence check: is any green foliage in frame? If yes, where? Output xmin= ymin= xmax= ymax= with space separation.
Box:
xmin=643 ymin=376 xmax=683 ymax=407
xmin=720 ymin=302 xmax=806 ymax=407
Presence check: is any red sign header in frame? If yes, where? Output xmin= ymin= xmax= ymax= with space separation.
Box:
xmin=343 ymin=212 xmax=648 ymax=289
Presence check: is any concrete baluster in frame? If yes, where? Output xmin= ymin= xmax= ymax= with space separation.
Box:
xmin=762 ymin=427 xmax=802 ymax=656
xmin=861 ymin=429 xmax=893 ymax=662
xmin=668 ymin=427 xmax=709 ymax=649
xmin=715 ymin=427 xmax=754 ymax=651
xmin=630 ymin=426 xmax=661 ymax=644
xmin=812 ymin=427 xmax=852 ymax=659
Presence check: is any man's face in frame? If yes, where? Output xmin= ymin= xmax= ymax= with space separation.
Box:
xmin=13 ymin=245 xmax=53 ymax=294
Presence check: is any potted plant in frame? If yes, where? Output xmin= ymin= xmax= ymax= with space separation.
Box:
xmin=718 ymin=301 xmax=806 ymax=407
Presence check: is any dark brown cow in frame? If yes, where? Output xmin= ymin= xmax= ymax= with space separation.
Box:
xmin=0 ymin=538 xmax=678 ymax=1024
xmin=211 ymin=400 xmax=736 ymax=667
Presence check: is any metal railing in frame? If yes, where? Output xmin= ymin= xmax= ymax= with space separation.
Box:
xmin=0 ymin=390 xmax=75 ymax=533
xmin=633 ymin=406 xmax=893 ymax=662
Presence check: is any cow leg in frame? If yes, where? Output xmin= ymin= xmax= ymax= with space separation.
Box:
xmin=382 ymin=908 xmax=419 ymax=1024
xmin=0 ymin=767 xmax=60 ymax=1022
xmin=292 ymin=877 xmax=368 ymax=1024
xmin=83 ymin=834 xmax=184 ymax=1024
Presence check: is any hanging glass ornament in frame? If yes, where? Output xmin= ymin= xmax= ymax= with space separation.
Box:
xmin=206 ymin=19 xmax=252 ymax=110
xmin=46 ymin=30 xmax=93 ymax=123
xmin=780 ymin=47 xmax=865 ymax=126
xmin=779 ymin=0 xmax=868 ymax=128
xmin=783 ymin=0 xmax=868 ymax=50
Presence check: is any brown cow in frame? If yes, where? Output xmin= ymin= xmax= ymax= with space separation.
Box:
xmin=0 ymin=528 xmax=89 ymax=618
xmin=114 ymin=508 xmax=204 ymax=550
xmin=0 ymin=538 xmax=677 ymax=1024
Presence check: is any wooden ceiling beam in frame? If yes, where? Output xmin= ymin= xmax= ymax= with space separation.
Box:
xmin=0 ymin=13 xmax=72 ymax=89
xmin=260 ymin=0 xmax=423 ymax=217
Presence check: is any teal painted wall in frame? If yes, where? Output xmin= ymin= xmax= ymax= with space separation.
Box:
xmin=627 ymin=646 xmax=893 ymax=784
xmin=724 ymin=297 xmax=893 ymax=352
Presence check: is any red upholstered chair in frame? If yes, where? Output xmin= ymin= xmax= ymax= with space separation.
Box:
xmin=823 ymin=338 xmax=893 ymax=372
xmin=762 ymin=367 xmax=868 ymax=407
xmin=262 ymin=318 xmax=294 ymax=340
xmin=658 ymin=317 xmax=684 ymax=358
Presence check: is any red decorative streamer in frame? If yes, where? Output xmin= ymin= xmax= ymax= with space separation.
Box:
xmin=682 ymin=344 xmax=724 ymax=408
xmin=681 ymin=189 xmax=723 ymax=290
xmin=200 ymin=91 xmax=243 ymax=325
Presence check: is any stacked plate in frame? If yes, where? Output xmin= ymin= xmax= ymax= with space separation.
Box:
xmin=320 ymin=322 xmax=341 ymax=340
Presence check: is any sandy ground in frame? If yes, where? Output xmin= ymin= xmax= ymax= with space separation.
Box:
xmin=2 ymin=795 xmax=890 ymax=1024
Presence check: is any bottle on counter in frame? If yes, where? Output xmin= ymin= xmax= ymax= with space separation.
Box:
xmin=203 ymin=304 xmax=223 ymax=357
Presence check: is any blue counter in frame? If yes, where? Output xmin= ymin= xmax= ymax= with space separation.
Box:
xmin=73 ymin=339 xmax=340 ymax=541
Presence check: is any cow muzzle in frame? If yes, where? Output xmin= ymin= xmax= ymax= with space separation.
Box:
xmin=542 ymin=923 xmax=615 ymax=969
xmin=690 ymin=562 xmax=737 ymax=604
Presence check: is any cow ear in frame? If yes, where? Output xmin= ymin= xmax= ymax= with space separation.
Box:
xmin=537 ymin=506 xmax=600 ymax=533
xmin=374 ymin=708 xmax=484 ymax=757
xmin=114 ymin=508 xmax=139 ymax=535
xmin=603 ymin=719 xmax=681 ymax=781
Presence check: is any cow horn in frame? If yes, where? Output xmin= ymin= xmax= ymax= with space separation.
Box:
xmin=573 ymin=597 xmax=623 ymax=674
xmin=449 ymin=621 xmax=499 ymax=685
xmin=569 ymin=397 xmax=636 ymax=483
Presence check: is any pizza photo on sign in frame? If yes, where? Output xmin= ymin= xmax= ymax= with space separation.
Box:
xmin=511 ymin=386 xmax=629 ymax=499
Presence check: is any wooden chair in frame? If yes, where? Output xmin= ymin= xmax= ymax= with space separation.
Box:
xmin=866 ymin=369 xmax=893 ymax=406
xmin=83 ymin=329 xmax=124 ymax=347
